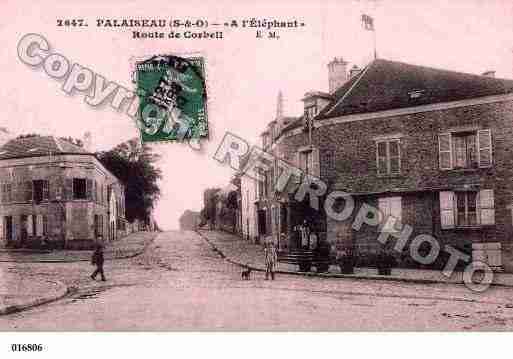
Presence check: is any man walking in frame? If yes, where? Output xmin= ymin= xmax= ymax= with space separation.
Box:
xmin=91 ymin=244 xmax=106 ymax=281
xmin=264 ymin=241 xmax=278 ymax=280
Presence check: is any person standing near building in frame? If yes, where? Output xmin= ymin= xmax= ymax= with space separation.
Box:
xmin=264 ymin=241 xmax=277 ymax=280
xmin=91 ymin=244 xmax=106 ymax=281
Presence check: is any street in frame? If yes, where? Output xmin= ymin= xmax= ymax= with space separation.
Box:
xmin=2 ymin=230 xmax=513 ymax=330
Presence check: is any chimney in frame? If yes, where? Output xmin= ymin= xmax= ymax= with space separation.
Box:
xmin=83 ymin=131 xmax=92 ymax=152
xmin=327 ymin=57 xmax=348 ymax=93
xmin=349 ymin=65 xmax=362 ymax=79
xmin=482 ymin=70 xmax=495 ymax=78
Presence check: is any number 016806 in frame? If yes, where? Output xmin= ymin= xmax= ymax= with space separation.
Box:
xmin=11 ymin=344 xmax=44 ymax=352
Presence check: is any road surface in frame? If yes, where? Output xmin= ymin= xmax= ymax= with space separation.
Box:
xmin=2 ymin=230 xmax=513 ymax=330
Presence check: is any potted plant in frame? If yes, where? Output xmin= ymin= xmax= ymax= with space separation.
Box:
xmin=376 ymin=251 xmax=395 ymax=275
xmin=337 ymin=250 xmax=355 ymax=274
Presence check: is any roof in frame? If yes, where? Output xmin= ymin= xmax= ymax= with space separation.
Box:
xmin=318 ymin=58 xmax=513 ymax=119
xmin=0 ymin=136 xmax=90 ymax=160
xmin=302 ymin=91 xmax=333 ymax=101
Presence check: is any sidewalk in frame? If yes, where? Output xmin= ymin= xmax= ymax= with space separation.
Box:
xmin=0 ymin=270 xmax=68 ymax=315
xmin=0 ymin=231 xmax=157 ymax=263
xmin=197 ymin=229 xmax=513 ymax=288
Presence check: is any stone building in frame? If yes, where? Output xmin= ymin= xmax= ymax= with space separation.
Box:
xmin=251 ymin=57 xmax=513 ymax=270
xmin=0 ymin=135 xmax=126 ymax=249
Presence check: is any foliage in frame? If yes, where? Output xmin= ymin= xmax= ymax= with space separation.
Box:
xmin=97 ymin=138 xmax=162 ymax=223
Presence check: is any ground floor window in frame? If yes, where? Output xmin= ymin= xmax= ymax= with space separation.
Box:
xmin=440 ymin=189 xmax=495 ymax=228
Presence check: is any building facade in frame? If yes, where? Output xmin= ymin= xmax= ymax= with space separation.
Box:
xmin=250 ymin=58 xmax=513 ymax=270
xmin=0 ymin=136 xmax=126 ymax=249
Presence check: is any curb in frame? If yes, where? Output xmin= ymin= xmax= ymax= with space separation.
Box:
xmin=196 ymin=230 xmax=513 ymax=288
xmin=0 ymin=280 xmax=70 ymax=316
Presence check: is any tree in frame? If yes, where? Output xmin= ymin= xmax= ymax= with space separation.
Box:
xmin=97 ymin=138 xmax=162 ymax=223
xmin=16 ymin=133 xmax=40 ymax=139
xmin=59 ymin=137 xmax=83 ymax=147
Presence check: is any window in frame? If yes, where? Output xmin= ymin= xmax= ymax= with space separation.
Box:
xmin=439 ymin=129 xmax=492 ymax=170
xmin=453 ymin=132 xmax=477 ymax=168
xmin=376 ymin=139 xmax=401 ymax=175
xmin=440 ymin=190 xmax=495 ymax=229
xmin=378 ymin=197 xmax=402 ymax=232
xmin=299 ymin=151 xmax=313 ymax=175
xmin=73 ymin=178 xmax=87 ymax=199
xmin=33 ymin=180 xmax=49 ymax=203
xmin=456 ymin=191 xmax=478 ymax=226
xmin=305 ymin=105 xmax=317 ymax=120
xmin=325 ymin=150 xmax=335 ymax=169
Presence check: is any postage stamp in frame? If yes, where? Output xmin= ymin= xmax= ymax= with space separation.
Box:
xmin=134 ymin=54 xmax=208 ymax=143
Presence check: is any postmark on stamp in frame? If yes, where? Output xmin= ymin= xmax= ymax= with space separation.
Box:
xmin=134 ymin=55 xmax=208 ymax=143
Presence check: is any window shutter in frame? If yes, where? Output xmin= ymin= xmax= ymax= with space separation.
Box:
xmin=43 ymin=180 xmax=49 ymax=201
xmin=27 ymin=215 xmax=34 ymax=236
xmin=86 ymin=179 xmax=93 ymax=200
xmin=478 ymin=129 xmax=492 ymax=168
xmin=438 ymin=133 xmax=452 ymax=170
xmin=312 ymin=148 xmax=320 ymax=178
xmin=440 ymin=191 xmax=455 ymax=229
xmin=25 ymin=181 xmax=33 ymax=202
xmin=376 ymin=142 xmax=387 ymax=174
xmin=65 ymin=179 xmax=73 ymax=200
xmin=0 ymin=217 xmax=3 ymax=239
xmin=479 ymin=189 xmax=495 ymax=225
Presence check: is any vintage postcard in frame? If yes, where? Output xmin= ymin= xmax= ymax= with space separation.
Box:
xmin=1 ymin=0 xmax=513 ymax=358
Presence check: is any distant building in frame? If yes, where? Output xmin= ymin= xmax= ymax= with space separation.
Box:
xmin=0 ymin=135 xmax=126 ymax=249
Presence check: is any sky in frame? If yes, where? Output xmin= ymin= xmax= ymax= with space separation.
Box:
xmin=1 ymin=0 xmax=512 ymax=229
